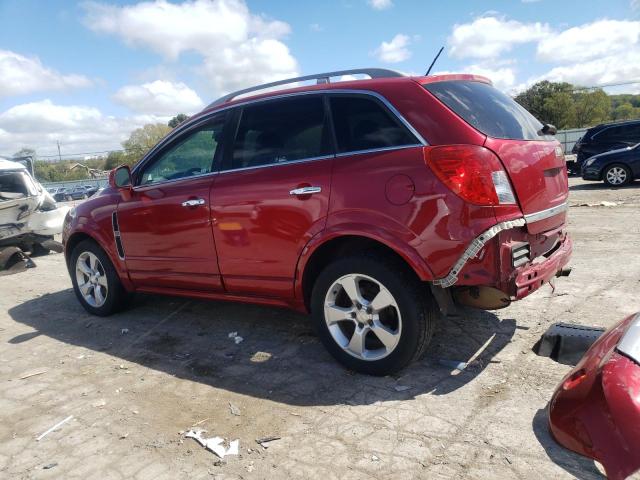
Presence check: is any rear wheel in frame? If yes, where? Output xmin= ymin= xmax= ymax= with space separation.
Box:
xmin=70 ymin=240 xmax=128 ymax=316
xmin=603 ymin=164 xmax=631 ymax=187
xmin=311 ymin=255 xmax=436 ymax=375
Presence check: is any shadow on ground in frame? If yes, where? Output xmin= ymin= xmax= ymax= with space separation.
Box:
xmin=9 ymin=289 xmax=516 ymax=406
xmin=532 ymin=408 xmax=604 ymax=480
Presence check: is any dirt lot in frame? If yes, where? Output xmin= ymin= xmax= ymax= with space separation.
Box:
xmin=1 ymin=178 xmax=639 ymax=480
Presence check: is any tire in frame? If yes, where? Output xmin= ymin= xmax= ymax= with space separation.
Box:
xmin=70 ymin=239 xmax=128 ymax=316
xmin=30 ymin=243 xmax=50 ymax=257
xmin=310 ymin=254 xmax=436 ymax=375
xmin=603 ymin=164 xmax=632 ymax=187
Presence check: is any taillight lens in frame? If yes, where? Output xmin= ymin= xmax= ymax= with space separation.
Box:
xmin=425 ymin=145 xmax=516 ymax=206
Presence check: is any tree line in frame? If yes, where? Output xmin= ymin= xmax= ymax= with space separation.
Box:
xmin=514 ymin=81 xmax=640 ymax=130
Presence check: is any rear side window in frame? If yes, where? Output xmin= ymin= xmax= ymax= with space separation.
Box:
xmin=594 ymin=124 xmax=640 ymax=142
xmin=425 ymin=81 xmax=549 ymax=141
xmin=230 ymin=96 xmax=331 ymax=169
xmin=329 ymin=95 xmax=418 ymax=153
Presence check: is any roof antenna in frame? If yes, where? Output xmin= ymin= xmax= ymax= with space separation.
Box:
xmin=425 ymin=46 xmax=444 ymax=76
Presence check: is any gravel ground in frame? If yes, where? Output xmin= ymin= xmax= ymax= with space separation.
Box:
xmin=1 ymin=177 xmax=639 ymax=480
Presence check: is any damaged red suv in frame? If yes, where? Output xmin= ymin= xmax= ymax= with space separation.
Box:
xmin=63 ymin=68 xmax=572 ymax=375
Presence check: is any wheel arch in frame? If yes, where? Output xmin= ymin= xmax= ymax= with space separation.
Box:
xmin=296 ymin=231 xmax=433 ymax=312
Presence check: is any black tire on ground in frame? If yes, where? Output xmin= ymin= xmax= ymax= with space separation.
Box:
xmin=30 ymin=243 xmax=50 ymax=257
xmin=70 ymin=239 xmax=129 ymax=316
xmin=603 ymin=164 xmax=632 ymax=187
xmin=310 ymin=254 xmax=436 ymax=375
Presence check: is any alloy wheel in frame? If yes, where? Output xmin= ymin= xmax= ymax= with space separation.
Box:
xmin=323 ymin=273 xmax=402 ymax=361
xmin=75 ymin=251 xmax=108 ymax=307
xmin=606 ymin=166 xmax=628 ymax=185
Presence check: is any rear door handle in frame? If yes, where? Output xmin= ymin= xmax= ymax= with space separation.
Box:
xmin=181 ymin=198 xmax=206 ymax=207
xmin=289 ymin=186 xmax=322 ymax=196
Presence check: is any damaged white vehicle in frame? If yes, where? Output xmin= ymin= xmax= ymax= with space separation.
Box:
xmin=0 ymin=158 xmax=69 ymax=269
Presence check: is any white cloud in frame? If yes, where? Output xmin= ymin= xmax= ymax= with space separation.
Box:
xmin=537 ymin=20 xmax=640 ymax=63
xmin=373 ymin=34 xmax=412 ymax=63
xmin=113 ymin=80 xmax=203 ymax=115
xmin=0 ymin=49 xmax=92 ymax=97
xmin=368 ymin=0 xmax=394 ymax=10
xmin=82 ymin=0 xmax=298 ymax=96
xmin=448 ymin=16 xmax=549 ymax=59
xmin=461 ymin=65 xmax=516 ymax=92
xmin=0 ymin=100 xmax=166 ymax=156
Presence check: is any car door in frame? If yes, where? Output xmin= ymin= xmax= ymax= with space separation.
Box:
xmin=210 ymin=95 xmax=334 ymax=298
xmin=117 ymin=113 xmax=227 ymax=292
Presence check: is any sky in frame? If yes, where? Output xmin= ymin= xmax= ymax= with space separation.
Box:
xmin=0 ymin=0 xmax=639 ymax=158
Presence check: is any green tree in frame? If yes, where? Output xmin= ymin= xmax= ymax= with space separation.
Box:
xmin=574 ymin=89 xmax=611 ymax=127
xmin=168 ymin=113 xmax=189 ymax=128
xmin=542 ymin=92 xmax=576 ymax=130
xmin=514 ymin=81 xmax=575 ymax=126
xmin=612 ymin=102 xmax=638 ymax=121
xmin=122 ymin=123 xmax=171 ymax=165
xmin=104 ymin=151 xmax=127 ymax=170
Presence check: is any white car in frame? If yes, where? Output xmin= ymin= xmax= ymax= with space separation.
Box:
xmin=0 ymin=158 xmax=69 ymax=256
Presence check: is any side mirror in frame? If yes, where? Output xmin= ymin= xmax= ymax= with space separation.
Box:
xmin=109 ymin=165 xmax=132 ymax=189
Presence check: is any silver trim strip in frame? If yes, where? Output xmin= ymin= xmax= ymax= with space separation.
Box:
xmin=432 ymin=218 xmax=526 ymax=288
xmin=218 ymin=154 xmax=335 ymax=175
xmin=617 ymin=313 xmax=640 ymax=365
xmin=523 ymin=201 xmax=568 ymax=224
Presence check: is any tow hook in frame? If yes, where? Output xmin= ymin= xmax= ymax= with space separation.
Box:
xmin=556 ymin=267 xmax=572 ymax=278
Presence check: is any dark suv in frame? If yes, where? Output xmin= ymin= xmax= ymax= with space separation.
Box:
xmin=63 ymin=68 xmax=572 ymax=375
xmin=572 ymin=120 xmax=640 ymax=170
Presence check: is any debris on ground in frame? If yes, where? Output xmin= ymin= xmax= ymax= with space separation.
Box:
xmin=256 ymin=436 xmax=281 ymax=448
xmin=192 ymin=418 xmax=209 ymax=427
xmin=228 ymin=332 xmax=244 ymax=344
xmin=36 ymin=415 xmax=73 ymax=441
xmin=393 ymin=385 xmax=411 ymax=392
xmin=371 ymin=454 xmax=380 ymax=462
xmin=184 ymin=429 xmax=239 ymax=458
xmin=250 ymin=351 xmax=272 ymax=363
xmin=121 ymin=328 xmax=129 ymax=335
xmin=571 ymin=200 xmax=622 ymax=208
xmin=43 ymin=463 xmax=58 ymax=470
xmin=534 ymin=322 xmax=604 ymax=365
xmin=92 ymin=399 xmax=106 ymax=408
xmin=438 ymin=359 xmax=468 ymax=371
xmin=229 ymin=402 xmax=241 ymax=416
xmin=19 ymin=368 xmax=47 ymax=380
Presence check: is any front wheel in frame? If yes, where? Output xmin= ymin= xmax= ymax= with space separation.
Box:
xmin=70 ymin=240 xmax=128 ymax=316
xmin=311 ymin=255 xmax=436 ymax=375
xmin=603 ymin=164 xmax=631 ymax=187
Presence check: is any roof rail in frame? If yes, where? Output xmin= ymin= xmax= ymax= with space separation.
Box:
xmin=208 ymin=68 xmax=405 ymax=108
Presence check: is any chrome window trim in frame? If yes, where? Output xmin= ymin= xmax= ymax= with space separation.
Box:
xmin=218 ymin=154 xmax=335 ymax=175
xmin=523 ymin=201 xmax=568 ymax=224
xmin=334 ymin=144 xmax=422 ymax=158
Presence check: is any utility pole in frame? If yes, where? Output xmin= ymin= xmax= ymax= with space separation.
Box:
xmin=57 ymin=141 xmax=62 ymax=162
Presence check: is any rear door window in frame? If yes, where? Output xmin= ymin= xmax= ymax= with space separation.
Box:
xmin=329 ymin=95 xmax=419 ymax=153
xmin=229 ymin=96 xmax=331 ymax=170
xmin=425 ymin=80 xmax=550 ymax=141
xmin=595 ymin=124 xmax=640 ymax=143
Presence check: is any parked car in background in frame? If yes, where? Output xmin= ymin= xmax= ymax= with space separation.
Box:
xmin=67 ymin=185 xmax=90 ymax=200
xmin=572 ymin=119 xmax=640 ymax=173
xmin=83 ymin=185 xmax=99 ymax=197
xmin=581 ymin=143 xmax=639 ymax=186
xmin=53 ymin=187 xmax=69 ymax=202
xmin=549 ymin=312 xmax=640 ymax=480
xmin=63 ymin=68 xmax=572 ymax=375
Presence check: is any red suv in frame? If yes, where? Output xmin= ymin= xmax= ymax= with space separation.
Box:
xmin=63 ymin=68 xmax=572 ymax=375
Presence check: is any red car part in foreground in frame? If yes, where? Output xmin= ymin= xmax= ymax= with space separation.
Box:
xmin=549 ymin=313 xmax=640 ymax=480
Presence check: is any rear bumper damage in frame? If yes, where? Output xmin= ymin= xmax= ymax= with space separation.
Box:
xmin=435 ymin=211 xmax=572 ymax=308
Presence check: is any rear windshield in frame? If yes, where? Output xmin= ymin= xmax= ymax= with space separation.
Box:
xmin=424 ymin=80 xmax=551 ymax=141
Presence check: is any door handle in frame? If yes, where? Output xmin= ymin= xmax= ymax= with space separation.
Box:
xmin=181 ymin=198 xmax=206 ymax=207
xmin=289 ymin=186 xmax=322 ymax=196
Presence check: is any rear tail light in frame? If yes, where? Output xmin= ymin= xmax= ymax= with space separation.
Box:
xmin=424 ymin=145 xmax=517 ymax=206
